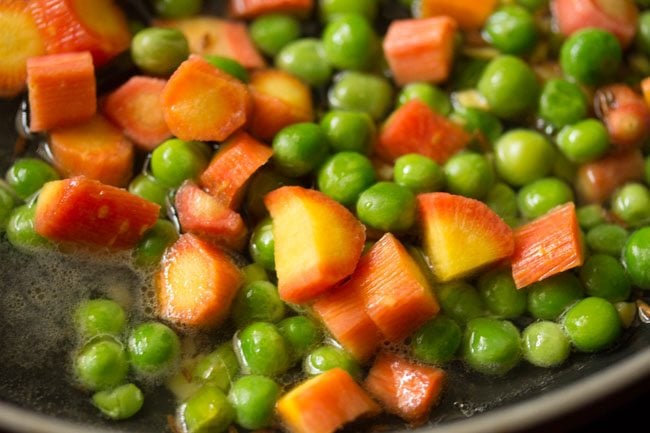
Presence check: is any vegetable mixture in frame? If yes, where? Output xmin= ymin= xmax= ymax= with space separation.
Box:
xmin=1 ymin=0 xmax=650 ymax=432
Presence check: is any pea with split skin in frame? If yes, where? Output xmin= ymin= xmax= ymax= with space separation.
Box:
xmin=92 ymin=383 xmax=144 ymax=420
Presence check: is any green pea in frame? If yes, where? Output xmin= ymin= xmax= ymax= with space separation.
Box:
xmin=272 ymin=122 xmax=329 ymax=177
xmin=249 ymin=218 xmax=275 ymax=271
xmin=74 ymin=337 xmax=129 ymax=391
xmin=450 ymin=106 xmax=503 ymax=146
xmin=577 ymin=204 xmax=607 ymax=230
xmin=562 ymin=297 xmax=621 ymax=352
xmin=538 ymin=79 xmax=588 ymax=130
xmin=527 ymin=272 xmax=584 ymax=320
xmin=322 ymin=14 xmax=378 ymax=71
xmin=560 ymin=28 xmax=622 ymax=86
xmin=128 ymin=173 xmax=169 ymax=214
xmin=556 ymin=119 xmax=609 ymax=164
xmin=192 ymin=343 xmax=240 ymax=392
xmin=494 ymin=129 xmax=555 ymax=186
xmin=637 ymin=11 xmax=650 ymax=56
xmin=397 ymin=83 xmax=451 ymax=116
xmin=477 ymin=268 xmax=527 ymax=319
xmin=236 ymin=322 xmax=290 ymax=376
xmin=151 ymin=0 xmax=202 ymax=18
xmin=131 ymin=27 xmax=189 ymax=76
xmin=244 ymin=168 xmax=296 ymax=221
xmin=328 ymin=71 xmax=393 ymax=120
xmin=276 ymin=38 xmax=332 ymax=87
xmin=410 ymin=315 xmax=462 ymax=365
xmin=516 ymin=0 xmax=548 ymax=11
xmin=463 ymin=318 xmax=521 ymax=376
xmin=231 ymin=281 xmax=285 ymax=328
xmin=579 ymin=254 xmax=631 ymax=302
xmin=320 ymin=110 xmax=375 ymax=154
xmin=522 ymin=321 xmax=570 ymax=368
xmin=443 ymin=152 xmax=494 ymax=199
xmin=277 ymin=315 xmax=322 ymax=361
xmin=516 ymin=177 xmax=574 ymax=220
xmin=616 ymin=302 xmax=637 ymax=328
xmin=250 ymin=14 xmax=301 ymax=57
xmin=477 ymin=55 xmax=539 ymax=119
xmin=182 ymin=385 xmax=235 ymax=433
xmin=485 ymin=182 xmax=518 ymax=227
xmin=356 ymin=181 xmax=416 ymax=232
xmin=483 ymin=5 xmax=537 ymax=55
xmin=241 ymin=263 xmax=269 ymax=285
xmin=394 ymin=154 xmax=444 ymax=194
xmin=317 ymin=152 xmax=376 ymax=206
xmin=6 ymin=204 xmax=51 ymax=251
xmin=0 ymin=185 xmax=16 ymax=230
xmin=622 ymin=227 xmax=650 ymax=289
xmin=204 ymin=55 xmax=249 ymax=82
xmin=92 ymin=383 xmax=144 ymax=420
xmin=586 ymin=224 xmax=628 ymax=257
xmin=134 ymin=219 xmax=178 ymax=267
xmin=74 ymin=299 xmax=127 ymax=340
xmin=303 ymin=345 xmax=361 ymax=379
xmin=436 ymin=281 xmax=486 ymax=324
xmin=319 ymin=0 xmax=377 ymax=22
xmin=5 ymin=158 xmax=59 ymax=200
xmin=611 ymin=183 xmax=650 ymax=227
xmin=151 ymin=138 xmax=209 ymax=187
xmin=228 ymin=375 xmax=280 ymax=430
xmin=127 ymin=321 xmax=180 ymax=377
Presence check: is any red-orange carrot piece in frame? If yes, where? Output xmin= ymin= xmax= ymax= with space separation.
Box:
xmin=29 ymin=0 xmax=130 ymax=66
xmin=376 ymin=99 xmax=469 ymax=164
xmin=34 ymin=176 xmax=159 ymax=250
xmin=174 ymin=181 xmax=248 ymax=251
xmin=276 ymin=368 xmax=380 ymax=433
xmin=417 ymin=0 xmax=497 ymax=31
xmin=594 ymin=84 xmax=650 ymax=151
xmin=162 ymin=55 xmax=251 ymax=142
xmin=49 ymin=114 xmax=134 ymax=187
xmin=511 ymin=203 xmax=584 ymax=289
xmin=642 ymin=77 xmax=650 ymax=107
xmin=313 ymin=283 xmax=382 ymax=362
xmin=27 ymin=51 xmax=96 ymax=132
xmin=157 ymin=233 xmax=243 ymax=328
xmin=383 ymin=17 xmax=457 ymax=86
xmin=229 ymin=0 xmax=313 ymax=19
xmin=365 ymin=352 xmax=446 ymax=425
xmin=575 ymin=149 xmax=645 ymax=204
xmin=155 ymin=17 xmax=265 ymax=69
xmin=102 ymin=76 xmax=171 ymax=151
xmin=0 ymin=0 xmax=45 ymax=98
xmin=199 ymin=132 xmax=273 ymax=209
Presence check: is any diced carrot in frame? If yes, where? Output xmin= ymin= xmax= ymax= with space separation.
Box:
xmin=276 ymin=368 xmax=380 ymax=433
xmin=157 ymin=233 xmax=243 ymax=328
xmin=594 ymin=84 xmax=650 ymax=151
xmin=34 ymin=176 xmax=159 ymax=250
xmin=0 ymin=0 xmax=45 ymax=98
xmin=418 ymin=192 xmax=515 ymax=282
xmin=376 ymin=99 xmax=470 ymax=164
xmin=264 ymin=186 xmax=365 ymax=304
xmin=29 ymin=0 xmax=130 ymax=66
xmin=155 ymin=17 xmax=265 ymax=69
xmin=575 ymin=149 xmax=645 ymax=204
xmin=199 ymin=132 xmax=273 ymax=209
xmin=27 ymin=51 xmax=96 ymax=132
xmin=229 ymin=0 xmax=313 ymax=19
xmin=102 ymin=76 xmax=171 ymax=151
xmin=48 ymin=114 xmax=134 ymax=187
xmin=365 ymin=352 xmax=446 ymax=425
xmin=511 ymin=202 xmax=584 ymax=289
xmin=174 ymin=181 xmax=248 ymax=251
xmin=313 ymin=282 xmax=383 ymax=363
xmin=161 ymin=55 xmax=251 ymax=142
xmin=641 ymin=77 xmax=650 ymax=107
xmin=551 ymin=0 xmax=638 ymax=48
xmin=416 ymin=0 xmax=497 ymax=31
xmin=383 ymin=17 xmax=457 ymax=86
xmin=248 ymin=69 xmax=314 ymax=141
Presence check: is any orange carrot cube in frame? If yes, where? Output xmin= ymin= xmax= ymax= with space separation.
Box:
xmin=417 ymin=0 xmax=498 ymax=31
xmin=27 ymin=51 xmax=96 ymax=132
xmin=229 ymin=0 xmax=313 ymax=19
xmin=383 ymin=17 xmax=457 ymax=86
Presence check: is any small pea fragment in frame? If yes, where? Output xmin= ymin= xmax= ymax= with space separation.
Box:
xmin=477 ymin=268 xmax=527 ymax=319
xmin=638 ymin=10 xmax=650 ymax=56
xmin=356 ymin=181 xmax=416 ymax=232
xmin=92 ymin=383 xmax=144 ymax=420
xmin=241 ymin=263 xmax=269 ymax=285
xmin=320 ymin=110 xmax=376 ymax=154
xmin=615 ymin=302 xmax=637 ymax=328
xmin=74 ymin=299 xmax=127 ymax=340
xmin=451 ymin=106 xmax=503 ymax=146
xmin=394 ymin=154 xmax=444 ymax=194
xmin=128 ymin=173 xmax=169 ymax=214
xmin=580 ymin=254 xmax=631 ymax=303
xmin=192 ymin=343 xmax=240 ymax=392
xmin=484 ymin=182 xmax=518 ymax=226
xmin=443 ymin=152 xmax=494 ymax=199
xmin=398 ymin=83 xmax=451 ymax=116
xmin=463 ymin=317 xmax=522 ymax=376
xmin=204 ymin=55 xmax=249 ymax=82
xmin=328 ymin=71 xmax=393 ymax=120
xmin=182 ymin=385 xmax=235 ymax=433
xmin=150 ymin=138 xmax=209 ymax=187
xmin=611 ymin=183 xmax=650 ymax=227
xmin=6 ymin=204 xmax=51 ymax=251
xmin=231 ymin=281 xmax=285 ymax=328
xmin=322 ymin=13 xmax=378 ymax=71
xmin=319 ymin=0 xmax=377 ymax=22
xmin=563 ymin=297 xmax=622 ymax=352
xmin=277 ymin=315 xmax=322 ymax=361
xmin=317 ymin=151 xmax=376 ymax=206
xmin=228 ymin=375 xmax=280 ymax=430
xmin=249 ymin=218 xmax=275 ymax=271
xmin=483 ymin=5 xmax=537 ymax=55
xmin=586 ymin=224 xmax=627 ymax=257
xmin=436 ymin=281 xmax=486 ymax=324
xmin=151 ymin=0 xmax=203 ymax=18
xmin=245 ymin=168 xmax=297 ymax=221
xmin=576 ymin=204 xmax=607 ymax=230
xmin=526 ymin=272 xmax=584 ymax=320
xmin=128 ymin=321 xmax=181 ymax=377
xmin=538 ymin=79 xmax=588 ymax=130
xmin=236 ymin=322 xmax=290 ymax=376
xmin=516 ymin=177 xmax=574 ymax=220
xmin=131 ymin=27 xmax=189 ymax=76
xmin=560 ymin=28 xmax=622 ymax=86
xmin=622 ymin=226 xmax=650 ymax=289
xmin=494 ymin=129 xmax=555 ymax=186
xmin=522 ymin=321 xmax=570 ymax=368
xmin=272 ymin=123 xmax=329 ymax=177
xmin=304 ymin=345 xmax=362 ymax=380
xmin=74 ymin=337 xmax=129 ymax=391
xmin=0 ymin=184 xmax=16 ymax=230
xmin=5 ymin=158 xmax=59 ymax=200
xmin=134 ymin=219 xmax=178 ymax=267
xmin=250 ymin=14 xmax=301 ymax=57
xmin=556 ymin=119 xmax=609 ymax=164
xmin=410 ymin=315 xmax=462 ymax=365
xmin=276 ymin=38 xmax=332 ymax=87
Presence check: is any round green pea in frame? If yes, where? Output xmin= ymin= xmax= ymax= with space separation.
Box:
xmin=463 ymin=318 xmax=522 ymax=376
xmin=577 ymin=204 xmax=607 ymax=230
xmin=328 ymin=71 xmax=393 ymax=120
xmin=562 ymin=297 xmax=621 ymax=352
xmin=527 ymin=272 xmax=584 ymax=320
xmin=483 ymin=5 xmax=537 ymax=55
xmin=436 ymin=281 xmax=486 ymax=324
xmin=241 ymin=263 xmax=269 ymax=286
xmin=272 ymin=123 xmax=329 ymax=177
xmin=182 ymin=385 xmax=235 ymax=433
xmin=192 ymin=343 xmax=240 ymax=392
xmin=228 ymin=375 xmax=280 ymax=430
xmin=303 ymin=345 xmax=361 ymax=380
xmin=134 ymin=219 xmax=178 ymax=267
xmin=320 ymin=110 xmax=375 ymax=154
xmin=250 ymin=14 xmax=301 ymax=57
xmin=410 ymin=315 xmax=462 ymax=365
xmin=128 ymin=173 xmax=169 ymax=214
xmin=131 ymin=27 xmax=189 ymax=76
xmin=204 ymin=55 xmax=249 ymax=82
xmin=74 ymin=299 xmax=127 ymax=340
xmin=319 ymin=0 xmax=377 ymax=22
xmin=586 ymin=224 xmax=628 ymax=257
xmin=443 ymin=152 xmax=494 ymax=199
xmin=150 ymin=138 xmax=209 ymax=187
xmin=579 ymin=254 xmax=631 ymax=303
xmin=5 ymin=158 xmax=59 ymax=200
xmin=236 ymin=322 xmax=290 ymax=376
xmin=622 ymin=226 xmax=650 ymax=289
xmin=397 ymin=83 xmax=451 ymax=116
xmin=356 ymin=181 xmax=416 ymax=232
xmin=522 ymin=321 xmax=570 ymax=368
xmin=231 ymin=281 xmax=285 ymax=328
xmin=151 ymin=0 xmax=203 ymax=18
xmin=451 ymin=106 xmax=503 ymax=146
xmin=276 ymin=38 xmax=332 ymax=86
xmin=394 ymin=154 xmax=444 ymax=194
xmin=277 ymin=315 xmax=322 ymax=361
xmin=494 ymin=129 xmax=555 ymax=186
xmin=317 ymin=152 xmax=376 ymax=206
xmin=516 ymin=177 xmax=574 ymax=220
xmin=611 ymin=183 xmax=650 ymax=227
xmin=485 ymin=182 xmax=518 ymax=226
xmin=6 ymin=204 xmax=51 ymax=251
xmin=477 ymin=268 xmax=527 ymax=319
xmin=556 ymin=119 xmax=609 ymax=164
xmin=92 ymin=383 xmax=144 ymax=420
xmin=127 ymin=321 xmax=181 ymax=377
xmin=249 ymin=218 xmax=275 ymax=271
xmin=560 ymin=28 xmax=622 ymax=86
xmin=322 ymin=13 xmax=378 ymax=71
xmin=538 ymin=79 xmax=588 ymax=130
xmin=74 ymin=338 xmax=129 ymax=391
